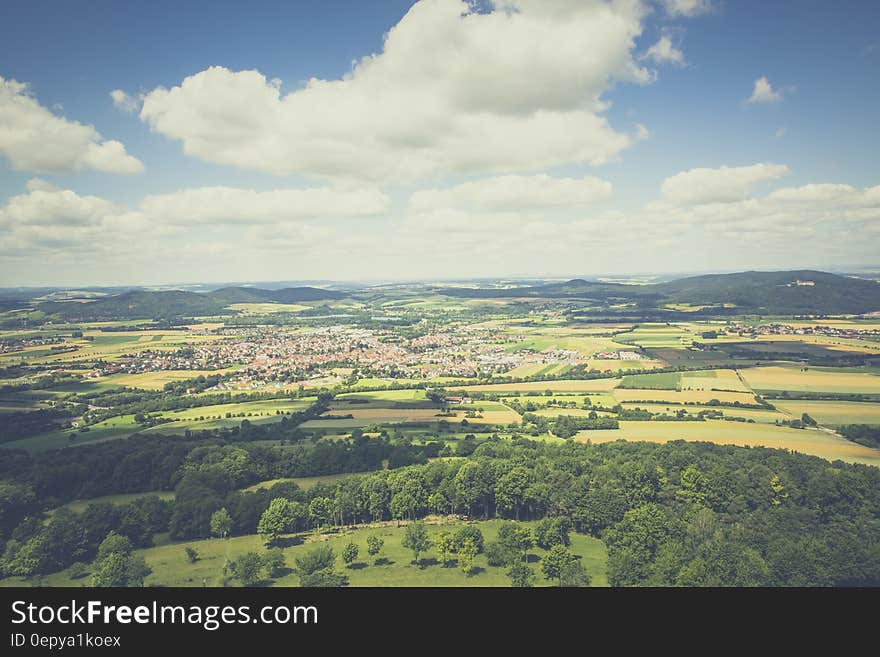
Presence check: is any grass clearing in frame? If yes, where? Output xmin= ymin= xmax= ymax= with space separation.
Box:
xmin=3 ymin=414 xmax=142 ymax=453
xmin=2 ymin=519 xmax=607 ymax=588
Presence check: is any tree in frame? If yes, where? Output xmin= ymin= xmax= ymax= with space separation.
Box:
xmin=366 ymin=535 xmax=384 ymax=562
xmin=486 ymin=522 xmax=533 ymax=567
xmin=91 ymin=532 xmax=150 ymax=587
xmin=184 ymin=546 xmax=199 ymax=563
xmin=534 ymin=517 xmax=571 ymax=550
xmin=434 ymin=530 xmax=455 ymax=567
xmin=258 ymin=498 xmax=297 ymax=545
xmin=507 ymin=561 xmax=535 ymax=587
xmin=458 ymin=538 xmax=477 ymax=576
xmin=228 ymin=552 xmax=263 ymax=586
xmin=263 ymin=548 xmax=286 ymax=578
xmin=541 ymin=545 xmax=589 ymax=587
xmin=295 ymin=545 xmax=347 ymax=587
xmin=402 ymin=522 xmax=430 ymax=565
xmin=210 ymin=507 xmax=232 ymax=539
xmin=452 ymin=525 xmax=484 ymax=553
xmin=342 ymin=542 xmax=359 ymax=568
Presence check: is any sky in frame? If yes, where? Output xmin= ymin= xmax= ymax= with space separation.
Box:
xmin=0 ymin=0 xmax=878 ymax=286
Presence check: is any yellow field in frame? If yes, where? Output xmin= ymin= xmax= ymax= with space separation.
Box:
xmin=533 ymin=408 xmax=616 ymax=418
xmin=740 ymin=366 xmax=880 ymax=393
xmin=575 ymin=420 xmax=880 ymax=466
xmin=773 ymin=400 xmax=880 ymax=426
xmin=620 ymin=403 xmax=787 ymax=423
xmin=461 ymin=378 xmax=620 ymax=393
xmin=612 ymin=388 xmax=759 ymax=405
xmin=98 ymin=368 xmax=238 ymax=390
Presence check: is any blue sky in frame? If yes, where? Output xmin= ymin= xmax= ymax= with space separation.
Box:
xmin=1 ymin=0 xmax=878 ymax=285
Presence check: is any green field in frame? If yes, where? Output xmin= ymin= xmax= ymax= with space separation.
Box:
xmin=55 ymin=491 xmax=176 ymax=515
xmin=2 ymin=519 xmax=607 ymax=588
xmin=241 ymin=471 xmax=379 ymax=493
xmin=614 ymin=325 xmax=694 ymax=348
xmin=144 ymin=398 xmax=313 ymax=432
xmin=460 ymin=379 xmax=620 ymax=393
xmin=2 ymin=414 xmax=142 ymax=453
xmin=619 ymin=371 xmax=681 ymax=390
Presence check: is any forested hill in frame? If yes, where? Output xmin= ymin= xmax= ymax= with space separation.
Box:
xmin=437 ymin=270 xmax=880 ymax=314
xmin=655 ymin=270 xmax=880 ymax=314
xmin=37 ymin=286 xmax=346 ymax=320
xmin=38 ymin=290 xmax=231 ymax=322
xmin=207 ymin=286 xmax=346 ymax=304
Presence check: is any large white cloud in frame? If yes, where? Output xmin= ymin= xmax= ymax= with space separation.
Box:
xmin=0 ymin=186 xmax=118 ymax=227
xmin=139 ymin=186 xmax=390 ymax=224
xmin=139 ymin=0 xmax=652 ymax=181
xmin=408 ymin=174 xmax=612 ymax=213
xmin=661 ymin=163 xmax=790 ymax=205
xmin=0 ymin=182 xmax=390 ymax=257
xmin=0 ymin=77 xmax=143 ymax=174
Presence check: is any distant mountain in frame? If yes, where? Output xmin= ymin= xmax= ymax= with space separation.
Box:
xmin=38 ymin=290 xmax=231 ymax=321
xmin=437 ymin=279 xmax=658 ymax=301
xmin=37 ymin=286 xmax=347 ymax=321
xmin=438 ymin=270 xmax=880 ymax=314
xmin=656 ymin=270 xmax=880 ymax=314
xmin=208 ymin=286 xmax=345 ymax=304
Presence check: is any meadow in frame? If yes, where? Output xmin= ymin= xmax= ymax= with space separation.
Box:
xmin=3 ymin=519 xmax=608 ymax=588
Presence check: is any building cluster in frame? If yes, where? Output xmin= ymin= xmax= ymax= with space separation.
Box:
xmin=1 ymin=336 xmax=65 ymax=354
xmin=726 ymin=322 xmax=880 ymax=340
xmin=80 ymin=323 xmax=609 ymax=389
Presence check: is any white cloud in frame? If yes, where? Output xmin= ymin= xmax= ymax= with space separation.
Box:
xmin=25 ymin=178 xmax=59 ymax=193
xmin=110 ymin=89 xmax=139 ymax=113
xmin=408 ymin=174 xmax=612 ymax=213
xmin=139 ymin=0 xmax=653 ymax=181
xmin=0 ymin=77 xmax=144 ymax=174
xmin=774 ymin=127 xmax=786 ymax=139
xmin=0 ymin=187 xmax=117 ymax=227
xmin=662 ymin=163 xmax=790 ymax=205
xmin=747 ymin=76 xmax=783 ymax=104
xmin=662 ymin=0 xmax=712 ymax=17
xmin=642 ymin=35 xmax=684 ymax=65
xmin=139 ymin=186 xmax=391 ymax=224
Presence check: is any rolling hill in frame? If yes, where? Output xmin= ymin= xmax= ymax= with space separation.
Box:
xmin=438 ymin=270 xmax=880 ymax=314
xmin=37 ymin=286 xmax=347 ymax=321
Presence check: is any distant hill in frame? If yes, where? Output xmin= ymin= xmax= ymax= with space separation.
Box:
xmin=656 ymin=270 xmax=880 ymax=314
xmin=208 ymin=286 xmax=345 ymax=304
xmin=38 ymin=286 xmax=347 ymax=321
xmin=438 ymin=270 xmax=880 ymax=314
xmin=38 ymin=290 xmax=231 ymax=321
